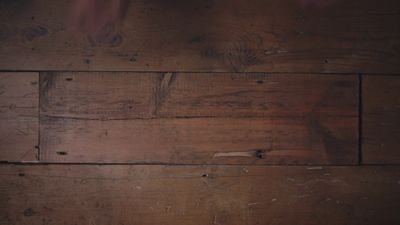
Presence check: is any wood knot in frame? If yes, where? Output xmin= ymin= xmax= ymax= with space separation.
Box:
xmin=89 ymin=32 xmax=123 ymax=47
xmin=23 ymin=208 xmax=36 ymax=217
xmin=25 ymin=25 xmax=48 ymax=41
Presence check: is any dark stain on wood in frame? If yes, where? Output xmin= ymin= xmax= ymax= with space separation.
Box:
xmin=23 ymin=208 xmax=36 ymax=217
xmin=24 ymin=25 xmax=48 ymax=41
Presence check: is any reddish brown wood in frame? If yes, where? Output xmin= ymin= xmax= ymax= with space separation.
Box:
xmin=0 ymin=0 xmax=399 ymax=73
xmin=1 ymin=165 xmax=399 ymax=225
xmin=40 ymin=72 xmax=358 ymax=164
xmin=363 ymin=76 xmax=400 ymax=164
xmin=40 ymin=72 xmax=358 ymax=119
xmin=0 ymin=73 xmax=39 ymax=162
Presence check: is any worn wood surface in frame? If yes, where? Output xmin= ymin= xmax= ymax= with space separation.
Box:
xmin=0 ymin=73 xmax=38 ymax=162
xmin=0 ymin=0 xmax=399 ymax=223
xmin=1 ymin=0 xmax=400 ymax=73
xmin=1 ymin=165 xmax=399 ymax=225
xmin=363 ymin=76 xmax=400 ymax=164
xmin=40 ymin=72 xmax=357 ymax=119
xmin=40 ymin=73 xmax=358 ymax=164
xmin=41 ymin=117 xmax=357 ymax=164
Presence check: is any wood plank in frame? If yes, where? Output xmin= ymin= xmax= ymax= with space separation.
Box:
xmin=1 ymin=0 xmax=400 ymax=73
xmin=40 ymin=73 xmax=358 ymax=164
xmin=0 ymin=73 xmax=39 ymax=162
xmin=363 ymin=76 xmax=400 ymax=164
xmin=40 ymin=72 xmax=358 ymax=119
xmin=41 ymin=117 xmax=357 ymax=164
xmin=0 ymin=165 xmax=399 ymax=225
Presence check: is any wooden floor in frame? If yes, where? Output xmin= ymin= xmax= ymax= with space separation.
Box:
xmin=1 ymin=0 xmax=400 ymax=224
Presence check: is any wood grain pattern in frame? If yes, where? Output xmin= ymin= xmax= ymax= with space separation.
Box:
xmin=40 ymin=72 xmax=358 ymax=119
xmin=1 ymin=165 xmax=399 ymax=225
xmin=363 ymin=76 xmax=400 ymax=164
xmin=1 ymin=0 xmax=399 ymax=73
xmin=40 ymin=73 xmax=358 ymax=164
xmin=0 ymin=73 xmax=39 ymax=162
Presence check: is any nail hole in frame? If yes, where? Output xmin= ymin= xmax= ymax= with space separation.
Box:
xmin=324 ymin=59 xmax=329 ymax=64
xmin=18 ymin=173 xmax=25 ymax=177
xmin=56 ymin=151 xmax=67 ymax=155
xmin=65 ymin=78 xmax=73 ymax=81
xmin=255 ymin=150 xmax=265 ymax=159
xmin=23 ymin=208 xmax=35 ymax=217
xmin=201 ymin=174 xmax=208 ymax=178
xmin=256 ymin=80 xmax=264 ymax=84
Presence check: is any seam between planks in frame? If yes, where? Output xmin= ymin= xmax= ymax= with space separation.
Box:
xmin=358 ymin=74 xmax=363 ymax=165
xmin=1 ymin=69 xmax=400 ymax=76
xmin=3 ymin=161 xmax=400 ymax=166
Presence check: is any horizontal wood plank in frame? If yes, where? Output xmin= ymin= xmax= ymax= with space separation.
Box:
xmin=1 ymin=165 xmax=399 ymax=225
xmin=0 ymin=73 xmax=38 ymax=162
xmin=41 ymin=116 xmax=357 ymax=164
xmin=363 ymin=76 xmax=400 ymax=164
xmin=40 ymin=73 xmax=358 ymax=164
xmin=0 ymin=0 xmax=399 ymax=73
xmin=40 ymin=72 xmax=358 ymax=119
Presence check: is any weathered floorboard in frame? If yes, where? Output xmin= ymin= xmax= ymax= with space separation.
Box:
xmin=41 ymin=117 xmax=357 ymax=164
xmin=363 ymin=76 xmax=400 ymax=164
xmin=0 ymin=0 xmax=399 ymax=73
xmin=0 ymin=165 xmax=399 ymax=225
xmin=40 ymin=73 xmax=358 ymax=164
xmin=40 ymin=72 xmax=358 ymax=119
xmin=0 ymin=73 xmax=38 ymax=162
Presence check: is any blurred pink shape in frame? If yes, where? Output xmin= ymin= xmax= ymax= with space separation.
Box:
xmin=298 ymin=0 xmax=336 ymax=7
xmin=67 ymin=0 xmax=126 ymax=35
xmin=67 ymin=0 xmax=336 ymax=36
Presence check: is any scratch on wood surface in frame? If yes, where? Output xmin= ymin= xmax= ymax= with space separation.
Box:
xmin=247 ymin=202 xmax=259 ymax=206
xmin=214 ymin=151 xmax=254 ymax=157
xmin=307 ymin=166 xmax=323 ymax=170
xmin=213 ymin=149 xmax=266 ymax=158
